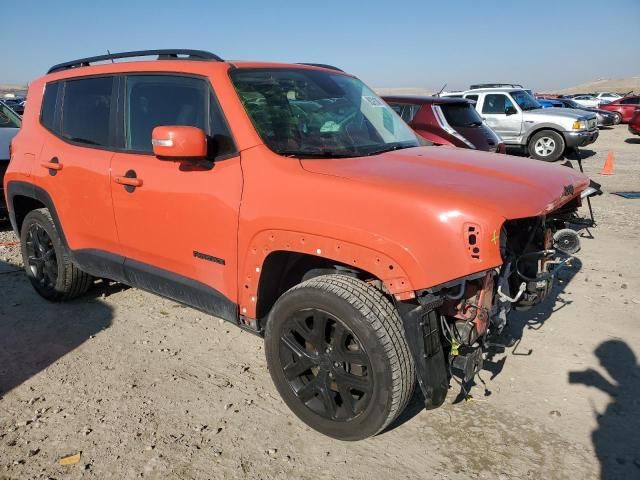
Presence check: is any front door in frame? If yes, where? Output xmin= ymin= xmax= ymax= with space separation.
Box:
xmin=478 ymin=93 xmax=522 ymax=142
xmin=110 ymin=74 xmax=242 ymax=319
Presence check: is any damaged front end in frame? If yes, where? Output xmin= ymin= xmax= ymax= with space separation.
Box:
xmin=397 ymin=197 xmax=593 ymax=409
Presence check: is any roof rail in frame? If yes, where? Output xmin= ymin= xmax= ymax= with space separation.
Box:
xmin=469 ymin=83 xmax=524 ymax=90
xmin=297 ymin=63 xmax=344 ymax=72
xmin=47 ymin=49 xmax=223 ymax=74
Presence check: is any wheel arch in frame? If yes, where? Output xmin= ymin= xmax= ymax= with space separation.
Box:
xmin=524 ymin=125 xmax=566 ymax=146
xmin=240 ymin=230 xmax=417 ymax=323
xmin=6 ymin=181 xmax=67 ymax=247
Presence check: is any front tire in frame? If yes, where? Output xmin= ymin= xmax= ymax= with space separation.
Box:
xmin=528 ymin=130 xmax=565 ymax=161
xmin=612 ymin=112 xmax=622 ymax=125
xmin=20 ymin=208 xmax=93 ymax=301
xmin=264 ymin=274 xmax=414 ymax=440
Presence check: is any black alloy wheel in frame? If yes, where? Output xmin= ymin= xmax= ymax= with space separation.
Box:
xmin=265 ymin=274 xmax=415 ymax=440
xmin=279 ymin=308 xmax=373 ymax=422
xmin=25 ymin=222 xmax=58 ymax=290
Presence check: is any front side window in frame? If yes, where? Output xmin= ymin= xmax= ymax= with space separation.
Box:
xmin=126 ymin=75 xmax=206 ymax=152
xmin=482 ymin=94 xmax=515 ymax=114
xmin=0 ymin=102 xmax=21 ymax=128
xmin=230 ymin=68 xmax=419 ymax=157
xmin=61 ymin=77 xmax=114 ymax=146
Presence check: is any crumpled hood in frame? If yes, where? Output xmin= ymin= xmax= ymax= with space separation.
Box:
xmin=523 ymin=107 xmax=596 ymax=122
xmin=301 ymin=146 xmax=590 ymax=220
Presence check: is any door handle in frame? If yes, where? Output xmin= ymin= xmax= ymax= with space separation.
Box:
xmin=114 ymin=176 xmax=143 ymax=187
xmin=114 ymin=169 xmax=143 ymax=192
xmin=41 ymin=157 xmax=63 ymax=174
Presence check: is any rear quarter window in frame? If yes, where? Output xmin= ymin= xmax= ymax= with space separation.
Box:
xmin=40 ymin=82 xmax=60 ymax=132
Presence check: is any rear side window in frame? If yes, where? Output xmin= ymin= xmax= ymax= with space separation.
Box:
xmin=620 ymin=97 xmax=639 ymax=105
xmin=61 ymin=77 xmax=114 ymax=146
xmin=465 ymin=94 xmax=479 ymax=103
xmin=41 ymin=82 xmax=60 ymax=131
xmin=440 ymin=103 xmax=483 ymax=127
xmin=387 ymin=103 xmax=420 ymax=123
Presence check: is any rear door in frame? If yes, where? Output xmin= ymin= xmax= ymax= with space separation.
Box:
xmin=35 ymin=77 xmax=120 ymax=254
xmin=477 ymin=93 xmax=522 ymax=141
xmin=109 ymin=74 xmax=242 ymax=319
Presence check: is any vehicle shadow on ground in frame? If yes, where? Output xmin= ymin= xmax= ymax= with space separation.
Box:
xmin=569 ymin=339 xmax=640 ymax=480
xmin=0 ymin=259 xmax=114 ymax=397
xmin=624 ymin=138 xmax=640 ymax=144
xmin=386 ymin=258 xmax=583 ymax=433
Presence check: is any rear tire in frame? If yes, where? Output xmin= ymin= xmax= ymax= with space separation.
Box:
xmin=264 ymin=274 xmax=414 ymax=440
xmin=528 ymin=130 xmax=565 ymax=162
xmin=20 ymin=208 xmax=93 ymax=301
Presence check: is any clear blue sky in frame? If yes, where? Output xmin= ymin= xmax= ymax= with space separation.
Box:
xmin=3 ymin=0 xmax=639 ymax=90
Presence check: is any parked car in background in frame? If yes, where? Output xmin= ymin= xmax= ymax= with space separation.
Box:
xmin=2 ymin=97 xmax=26 ymax=116
xmin=572 ymin=95 xmax=602 ymax=108
xmin=598 ymin=96 xmax=640 ymax=123
xmin=383 ymin=96 xmax=505 ymax=153
xmin=595 ymin=92 xmax=622 ymax=103
xmin=457 ymin=88 xmax=598 ymax=161
xmin=552 ymin=98 xmax=618 ymax=126
xmin=628 ymin=110 xmax=640 ymax=136
xmin=0 ymin=100 xmax=21 ymax=216
xmin=537 ymin=98 xmax=564 ymax=108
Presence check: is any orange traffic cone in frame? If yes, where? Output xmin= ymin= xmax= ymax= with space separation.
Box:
xmin=601 ymin=151 xmax=614 ymax=175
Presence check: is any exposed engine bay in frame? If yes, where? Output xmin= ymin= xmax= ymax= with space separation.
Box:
xmin=434 ymin=197 xmax=589 ymax=387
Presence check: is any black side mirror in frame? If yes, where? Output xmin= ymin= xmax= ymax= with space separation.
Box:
xmin=505 ymin=106 xmax=518 ymax=116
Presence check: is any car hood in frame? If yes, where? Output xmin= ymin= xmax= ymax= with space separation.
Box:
xmin=300 ymin=146 xmax=589 ymax=220
xmin=0 ymin=128 xmax=19 ymax=161
xmin=523 ymin=107 xmax=595 ymax=121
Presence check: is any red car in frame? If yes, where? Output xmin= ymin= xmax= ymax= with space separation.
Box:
xmin=598 ymin=95 xmax=640 ymax=123
xmin=629 ymin=110 xmax=640 ymax=135
xmin=383 ymin=96 xmax=505 ymax=153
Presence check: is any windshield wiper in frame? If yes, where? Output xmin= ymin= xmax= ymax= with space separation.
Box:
xmin=364 ymin=142 xmax=417 ymax=156
xmin=279 ymin=149 xmax=355 ymax=158
xmin=462 ymin=121 xmax=483 ymax=127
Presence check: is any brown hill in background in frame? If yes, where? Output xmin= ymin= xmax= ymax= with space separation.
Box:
xmin=544 ymin=77 xmax=640 ymax=95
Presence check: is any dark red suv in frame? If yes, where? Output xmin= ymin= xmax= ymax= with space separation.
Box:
xmin=383 ymin=96 xmax=505 ymax=153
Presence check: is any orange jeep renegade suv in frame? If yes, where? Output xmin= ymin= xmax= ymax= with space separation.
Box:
xmin=4 ymin=50 xmax=597 ymax=440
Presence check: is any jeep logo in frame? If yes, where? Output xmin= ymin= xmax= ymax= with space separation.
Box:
xmin=563 ymin=184 xmax=575 ymax=197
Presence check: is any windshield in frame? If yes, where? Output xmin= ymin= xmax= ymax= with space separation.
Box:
xmin=564 ymin=100 xmax=583 ymax=109
xmin=230 ymin=68 xmax=419 ymax=157
xmin=440 ymin=103 xmax=484 ymax=127
xmin=511 ymin=90 xmax=541 ymax=111
xmin=0 ymin=102 xmax=21 ymax=128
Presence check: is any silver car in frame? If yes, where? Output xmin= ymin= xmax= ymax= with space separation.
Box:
xmin=1 ymin=101 xmax=21 ymax=216
xmin=457 ymin=88 xmax=598 ymax=161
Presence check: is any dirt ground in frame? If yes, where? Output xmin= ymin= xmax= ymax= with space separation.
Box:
xmin=1 ymin=126 xmax=639 ymax=480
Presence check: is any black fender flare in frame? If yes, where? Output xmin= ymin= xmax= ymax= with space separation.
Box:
xmin=6 ymin=181 xmax=70 ymax=248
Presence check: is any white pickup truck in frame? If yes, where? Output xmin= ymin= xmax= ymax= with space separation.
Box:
xmin=444 ymin=88 xmax=598 ymax=161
